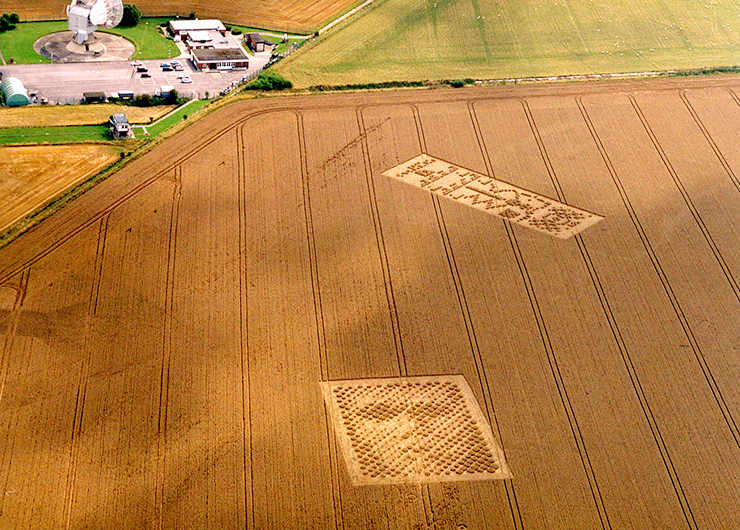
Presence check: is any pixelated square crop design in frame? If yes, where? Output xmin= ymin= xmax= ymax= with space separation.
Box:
xmin=321 ymin=375 xmax=511 ymax=485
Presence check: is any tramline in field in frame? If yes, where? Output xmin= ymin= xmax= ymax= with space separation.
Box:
xmin=0 ymin=78 xmax=738 ymax=528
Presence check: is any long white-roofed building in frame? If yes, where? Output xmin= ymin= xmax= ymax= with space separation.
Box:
xmin=169 ymin=19 xmax=226 ymax=38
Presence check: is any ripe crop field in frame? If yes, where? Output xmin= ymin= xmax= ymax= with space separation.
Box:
xmin=0 ymin=144 xmax=119 ymax=233
xmin=0 ymin=104 xmax=175 ymax=128
xmin=0 ymin=0 xmax=358 ymax=33
xmin=0 ymin=78 xmax=739 ymax=528
xmin=277 ymin=0 xmax=740 ymax=86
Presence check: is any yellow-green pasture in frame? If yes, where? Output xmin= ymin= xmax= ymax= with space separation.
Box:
xmin=277 ymin=0 xmax=740 ymax=86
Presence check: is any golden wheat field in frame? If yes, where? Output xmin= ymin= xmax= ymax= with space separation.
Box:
xmin=0 ymin=144 xmax=119 ymax=233
xmin=0 ymin=105 xmax=175 ymax=129
xmin=0 ymin=77 xmax=739 ymax=528
xmin=1 ymin=0 xmax=356 ymax=33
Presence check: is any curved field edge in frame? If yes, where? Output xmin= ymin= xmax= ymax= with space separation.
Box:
xmin=275 ymin=0 xmax=740 ymax=87
xmin=0 ymin=80 xmax=739 ymax=529
xmin=0 ymin=98 xmax=214 ymax=248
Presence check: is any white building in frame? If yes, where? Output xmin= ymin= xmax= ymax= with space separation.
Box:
xmin=169 ymin=19 xmax=226 ymax=38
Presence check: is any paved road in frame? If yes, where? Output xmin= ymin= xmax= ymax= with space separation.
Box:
xmin=0 ymin=54 xmax=271 ymax=104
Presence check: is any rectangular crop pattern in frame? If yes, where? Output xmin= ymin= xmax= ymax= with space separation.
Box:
xmin=321 ymin=375 xmax=511 ymax=486
xmin=383 ymin=154 xmax=603 ymax=238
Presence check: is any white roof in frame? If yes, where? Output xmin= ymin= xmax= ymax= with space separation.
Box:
xmin=187 ymin=30 xmax=213 ymax=42
xmin=169 ymin=19 xmax=226 ymax=32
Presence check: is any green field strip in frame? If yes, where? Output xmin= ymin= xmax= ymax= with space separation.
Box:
xmin=0 ymin=124 xmax=109 ymax=144
xmin=137 ymin=99 xmax=211 ymax=136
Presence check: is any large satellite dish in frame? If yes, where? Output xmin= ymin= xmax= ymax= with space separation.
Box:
xmin=67 ymin=0 xmax=124 ymax=45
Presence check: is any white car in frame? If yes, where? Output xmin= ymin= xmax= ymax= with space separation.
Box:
xmin=180 ymin=76 xmax=193 ymax=83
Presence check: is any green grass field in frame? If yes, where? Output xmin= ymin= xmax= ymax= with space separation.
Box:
xmin=0 ymin=124 xmax=109 ymax=145
xmin=221 ymin=25 xmax=309 ymax=55
xmin=276 ymin=0 xmax=740 ymax=87
xmin=105 ymin=18 xmax=180 ymax=60
xmin=0 ymin=18 xmax=179 ymax=64
xmin=0 ymin=21 xmax=64 ymax=63
xmin=0 ymin=99 xmax=211 ymax=144
xmin=144 ymin=98 xmax=211 ymax=136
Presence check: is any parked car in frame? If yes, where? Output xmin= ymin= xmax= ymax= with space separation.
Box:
xmin=136 ymin=66 xmax=148 ymax=72
xmin=160 ymin=62 xmax=170 ymax=68
xmin=180 ymin=76 xmax=192 ymax=83
xmin=162 ymin=65 xmax=173 ymax=71
xmin=141 ymin=73 xmax=152 ymax=78
xmin=174 ymin=65 xmax=184 ymax=71
xmin=131 ymin=60 xmax=143 ymax=67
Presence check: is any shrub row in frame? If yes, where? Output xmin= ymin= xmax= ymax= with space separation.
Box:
xmin=672 ymin=66 xmax=740 ymax=77
xmin=310 ymin=78 xmax=476 ymax=91
xmin=244 ymin=70 xmax=293 ymax=91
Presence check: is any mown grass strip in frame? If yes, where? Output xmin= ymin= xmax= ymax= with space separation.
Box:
xmin=142 ymin=99 xmax=211 ymax=136
xmin=0 ymin=124 xmax=109 ymax=145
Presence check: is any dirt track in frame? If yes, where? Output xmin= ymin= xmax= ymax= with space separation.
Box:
xmin=0 ymin=77 xmax=739 ymax=528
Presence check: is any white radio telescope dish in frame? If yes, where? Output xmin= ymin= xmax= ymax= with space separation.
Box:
xmin=67 ymin=0 xmax=124 ymax=45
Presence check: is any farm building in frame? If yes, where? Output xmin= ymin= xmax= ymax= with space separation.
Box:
xmin=108 ymin=113 xmax=131 ymax=139
xmin=1 ymin=77 xmax=30 ymax=107
xmin=169 ymin=19 xmax=226 ymax=39
xmin=191 ymin=47 xmax=249 ymax=70
xmin=245 ymin=33 xmax=276 ymax=52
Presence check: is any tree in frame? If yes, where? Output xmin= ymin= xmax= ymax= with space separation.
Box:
xmin=120 ymin=4 xmax=141 ymax=27
xmin=244 ymin=71 xmax=293 ymax=91
xmin=164 ymin=89 xmax=178 ymax=104
xmin=0 ymin=13 xmax=18 ymax=32
xmin=132 ymin=93 xmax=153 ymax=107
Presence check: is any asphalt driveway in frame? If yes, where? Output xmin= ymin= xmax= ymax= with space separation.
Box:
xmin=0 ymin=54 xmax=271 ymax=104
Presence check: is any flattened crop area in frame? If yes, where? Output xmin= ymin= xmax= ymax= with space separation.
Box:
xmin=0 ymin=78 xmax=739 ymax=528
